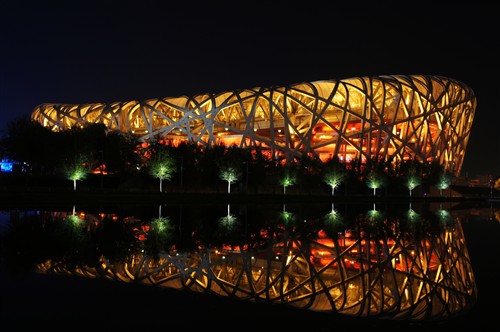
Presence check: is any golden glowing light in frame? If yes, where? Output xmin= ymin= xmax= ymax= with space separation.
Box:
xmin=31 ymin=75 xmax=476 ymax=175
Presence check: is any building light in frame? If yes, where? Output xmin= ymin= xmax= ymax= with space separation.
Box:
xmin=29 ymin=75 xmax=475 ymax=176
xmin=0 ymin=160 xmax=13 ymax=172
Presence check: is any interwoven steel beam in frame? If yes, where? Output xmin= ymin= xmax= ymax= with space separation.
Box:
xmin=32 ymin=75 xmax=476 ymax=175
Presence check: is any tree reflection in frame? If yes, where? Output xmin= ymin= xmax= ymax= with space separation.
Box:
xmin=144 ymin=216 xmax=174 ymax=254
xmin=279 ymin=204 xmax=296 ymax=228
xmin=0 ymin=202 xmax=477 ymax=323
xmin=322 ymin=203 xmax=344 ymax=233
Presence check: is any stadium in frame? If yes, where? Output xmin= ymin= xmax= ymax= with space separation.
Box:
xmin=31 ymin=75 xmax=476 ymax=176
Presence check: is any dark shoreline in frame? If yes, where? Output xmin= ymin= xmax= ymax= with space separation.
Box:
xmin=0 ymin=189 xmax=486 ymax=210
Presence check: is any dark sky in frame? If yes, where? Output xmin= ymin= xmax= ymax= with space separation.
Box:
xmin=1 ymin=1 xmax=498 ymax=178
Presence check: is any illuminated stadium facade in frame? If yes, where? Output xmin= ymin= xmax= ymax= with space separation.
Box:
xmin=32 ymin=75 xmax=476 ymax=175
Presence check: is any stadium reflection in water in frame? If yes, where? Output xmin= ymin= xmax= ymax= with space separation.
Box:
xmin=1 ymin=202 xmax=477 ymax=322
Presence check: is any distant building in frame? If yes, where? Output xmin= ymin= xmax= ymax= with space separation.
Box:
xmin=31 ymin=75 xmax=476 ymax=175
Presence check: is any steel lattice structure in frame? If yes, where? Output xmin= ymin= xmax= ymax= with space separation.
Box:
xmin=32 ymin=75 xmax=476 ymax=175
xmin=37 ymin=215 xmax=476 ymax=321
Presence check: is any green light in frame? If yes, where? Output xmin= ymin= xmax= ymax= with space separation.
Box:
xmin=366 ymin=171 xmax=384 ymax=196
xmin=146 ymin=216 xmax=174 ymax=253
xmin=366 ymin=203 xmax=384 ymax=224
xmin=219 ymin=166 xmax=242 ymax=193
xmin=406 ymin=174 xmax=421 ymax=196
xmin=436 ymin=209 xmax=453 ymax=225
xmin=219 ymin=214 xmax=238 ymax=230
xmin=367 ymin=209 xmax=380 ymax=221
xmin=64 ymin=214 xmax=85 ymax=239
xmin=279 ymin=209 xmax=296 ymax=227
xmin=281 ymin=210 xmax=294 ymax=222
xmin=323 ymin=169 xmax=345 ymax=196
xmin=150 ymin=216 xmax=171 ymax=233
xmin=407 ymin=208 xmax=420 ymax=222
xmin=436 ymin=173 xmax=451 ymax=196
xmin=323 ymin=208 xmax=343 ymax=227
xmin=65 ymin=162 xmax=88 ymax=191
xmin=66 ymin=214 xmax=82 ymax=224
xmin=149 ymin=152 xmax=176 ymax=192
xmin=279 ymin=170 xmax=297 ymax=194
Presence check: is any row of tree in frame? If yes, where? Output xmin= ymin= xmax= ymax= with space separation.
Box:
xmin=1 ymin=116 xmax=454 ymax=195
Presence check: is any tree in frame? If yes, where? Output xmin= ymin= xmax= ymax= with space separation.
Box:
xmin=323 ymin=168 xmax=345 ymax=196
xmin=436 ymin=172 xmax=451 ymax=196
xmin=405 ymin=174 xmax=422 ymax=197
xmin=279 ymin=167 xmax=297 ymax=194
xmin=64 ymin=159 xmax=88 ymax=191
xmin=149 ymin=151 xmax=176 ymax=192
xmin=366 ymin=170 xmax=385 ymax=196
xmin=323 ymin=206 xmax=343 ymax=231
xmin=145 ymin=216 xmax=174 ymax=254
xmin=2 ymin=115 xmax=54 ymax=175
xmin=219 ymin=165 xmax=242 ymax=193
xmin=103 ymin=130 xmax=141 ymax=176
xmin=397 ymin=159 xmax=423 ymax=196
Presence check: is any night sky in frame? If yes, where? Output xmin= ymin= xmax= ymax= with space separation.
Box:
xmin=1 ymin=1 xmax=498 ymax=178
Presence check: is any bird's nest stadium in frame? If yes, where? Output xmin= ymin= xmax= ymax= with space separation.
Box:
xmin=31 ymin=75 xmax=476 ymax=175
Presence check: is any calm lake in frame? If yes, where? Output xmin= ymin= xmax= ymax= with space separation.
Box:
xmin=1 ymin=199 xmax=499 ymax=330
